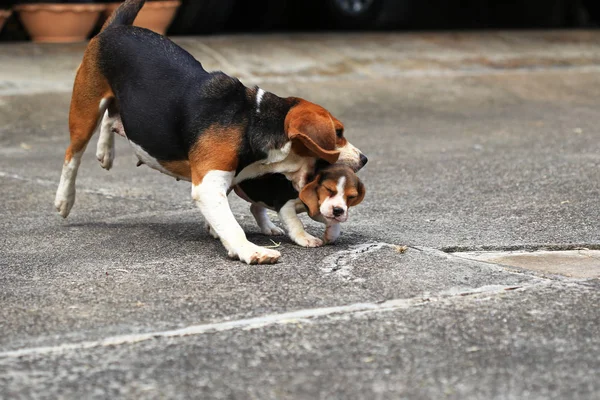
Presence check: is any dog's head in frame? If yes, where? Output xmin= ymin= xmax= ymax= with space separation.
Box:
xmin=285 ymin=98 xmax=368 ymax=171
xmin=299 ymin=164 xmax=365 ymax=222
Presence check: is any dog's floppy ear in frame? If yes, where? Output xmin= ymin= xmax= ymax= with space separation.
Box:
xmin=347 ymin=178 xmax=365 ymax=207
xmin=285 ymin=102 xmax=341 ymax=164
xmin=288 ymin=127 xmax=340 ymax=164
xmin=299 ymin=175 xmax=321 ymax=217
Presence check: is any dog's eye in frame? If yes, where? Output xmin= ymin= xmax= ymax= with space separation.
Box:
xmin=327 ymin=188 xmax=336 ymax=195
xmin=336 ymin=128 xmax=343 ymax=138
xmin=347 ymin=195 xmax=357 ymax=201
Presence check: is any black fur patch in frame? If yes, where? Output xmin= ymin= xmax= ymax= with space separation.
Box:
xmin=237 ymin=174 xmax=298 ymax=212
xmin=96 ymin=26 xmax=292 ymax=171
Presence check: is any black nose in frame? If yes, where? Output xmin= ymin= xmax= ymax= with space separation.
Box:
xmin=333 ymin=207 xmax=344 ymax=217
xmin=359 ymin=153 xmax=368 ymax=167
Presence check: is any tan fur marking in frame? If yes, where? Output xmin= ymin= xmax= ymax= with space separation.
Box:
xmin=317 ymin=185 xmax=332 ymax=203
xmin=346 ymin=175 xmax=365 ymax=207
xmin=189 ymin=124 xmax=242 ymax=185
xmin=159 ymin=160 xmax=192 ymax=180
xmin=332 ymin=116 xmax=344 ymax=131
xmin=331 ymin=116 xmax=348 ymax=148
xmin=66 ymin=38 xmax=114 ymax=162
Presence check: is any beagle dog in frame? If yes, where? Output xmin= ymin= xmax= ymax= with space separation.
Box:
xmin=54 ymin=0 xmax=367 ymax=264
xmin=225 ymin=164 xmax=365 ymax=247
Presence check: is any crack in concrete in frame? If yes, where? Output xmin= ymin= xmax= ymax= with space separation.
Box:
xmin=322 ymin=242 xmax=400 ymax=281
xmin=452 ymin=250 xmax=600 ymax=280
xmin=416 ymin=245 xmax=556 ymax=279
xmin=321 ymin=242 xmax=596 ymax=284
xmin=442 ymin=243 xmax=600 ymax=252
xmin=0 ymin=282 xmax=548 ymax=360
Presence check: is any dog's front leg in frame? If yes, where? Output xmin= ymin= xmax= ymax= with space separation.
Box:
xmin=192 ymin=170 xmax=280 ymax=264
xmin=310 ymin=214 xmax=341 ymax=244
xmin=324 ymin=222 xmax=341 ymax=244
xmin=279 ymin=199 xmax=323 ymax=247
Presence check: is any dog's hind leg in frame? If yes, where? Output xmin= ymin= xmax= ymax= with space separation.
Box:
xmin=96 ymin=100 xmax=119 ymax=170
xmin=250 ymin=204 xmax=284 ymax=236
xmin=55 ymin=40 xmax=113 ymax=218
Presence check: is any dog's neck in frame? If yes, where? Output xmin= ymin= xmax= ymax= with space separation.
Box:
xmin=233 ymin=144 xmax=316 ymax=191
xmin=233 ymin=88 xmax=315 ymax=190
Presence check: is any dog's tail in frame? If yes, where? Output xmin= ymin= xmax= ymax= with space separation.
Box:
xmin=101 ymin=0 xmax=146 ymax=32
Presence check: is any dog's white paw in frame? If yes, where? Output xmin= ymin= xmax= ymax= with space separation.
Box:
xmin=227 ymin=249 xmax=239 ymax=260
xmin=205 ymin=223 xmax=219 ymax=239
xmin=54 ymin=192 xmax=75 ymax=218
xmin=261 ymin=225 xmax=285 ymax=236
xmin=96 ymin=146 xmax=114 ymax=170
xmin=323 ymin=236 xmax=338 ymax=245
xmin=294 ymin=234 xmax=323 ymax=248
xmin=234 ymin=243 xmax=281 ymax=264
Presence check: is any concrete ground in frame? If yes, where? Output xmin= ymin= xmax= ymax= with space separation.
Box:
xmin=1 ymin=31 xmax=599 ymax=399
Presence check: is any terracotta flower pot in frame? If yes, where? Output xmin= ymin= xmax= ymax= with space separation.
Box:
xmin=15 ymin=3 xmax=105 ymax=43
xmin=0 ymin=9 xmax=12 ymax=33
xmin=104 ymin=1 xmax=181 ymax=35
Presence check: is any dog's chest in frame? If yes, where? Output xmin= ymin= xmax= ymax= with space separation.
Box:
xmin=234 ymin=144 xmax=313 ymax=191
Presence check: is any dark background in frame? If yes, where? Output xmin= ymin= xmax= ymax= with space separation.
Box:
xmin=1 ymin=0 xmax=600 ymax=41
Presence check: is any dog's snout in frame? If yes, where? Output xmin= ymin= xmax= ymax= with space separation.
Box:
xmin=359 ymin=153 xmax=368 ymax=167
xmin=333 ymin=207 xmax=344 ymax=217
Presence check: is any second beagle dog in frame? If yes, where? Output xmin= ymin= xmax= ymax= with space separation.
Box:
xmin=223 ymin=164 xmax=366 ymax=247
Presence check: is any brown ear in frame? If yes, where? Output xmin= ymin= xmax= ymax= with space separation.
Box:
xmin=348 ymin=179 xmax=365 ymax=207
xmin=299 ymin=176 xmax=321 ymax=217
xmin=285 ymin=101 xmax=341 ymax=164
xmin=289 ymin=128 xmax=340 ymax=164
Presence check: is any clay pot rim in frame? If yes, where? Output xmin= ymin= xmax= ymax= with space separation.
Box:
xmin=107 ymin=1 xmax=181 ymax=9
xmin=15 ymin=4 xmax=106 ymax=13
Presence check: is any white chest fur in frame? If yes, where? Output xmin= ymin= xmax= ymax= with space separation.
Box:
xmin=233 ymin=141 xmax=310 ymax=188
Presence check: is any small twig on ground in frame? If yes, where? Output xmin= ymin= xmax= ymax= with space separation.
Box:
xmin=264 ymin=239 xmax=281 ymax=248
xmin=394 ymin=245 xmax=408 ymax=254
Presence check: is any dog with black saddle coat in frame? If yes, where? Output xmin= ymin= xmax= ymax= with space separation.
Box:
xmin=55 ymin=0 xmax=367 ymax=264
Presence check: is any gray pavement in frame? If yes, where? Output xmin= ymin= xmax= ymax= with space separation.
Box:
xmin=1 ymin=32 xmax=599 ymax=399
